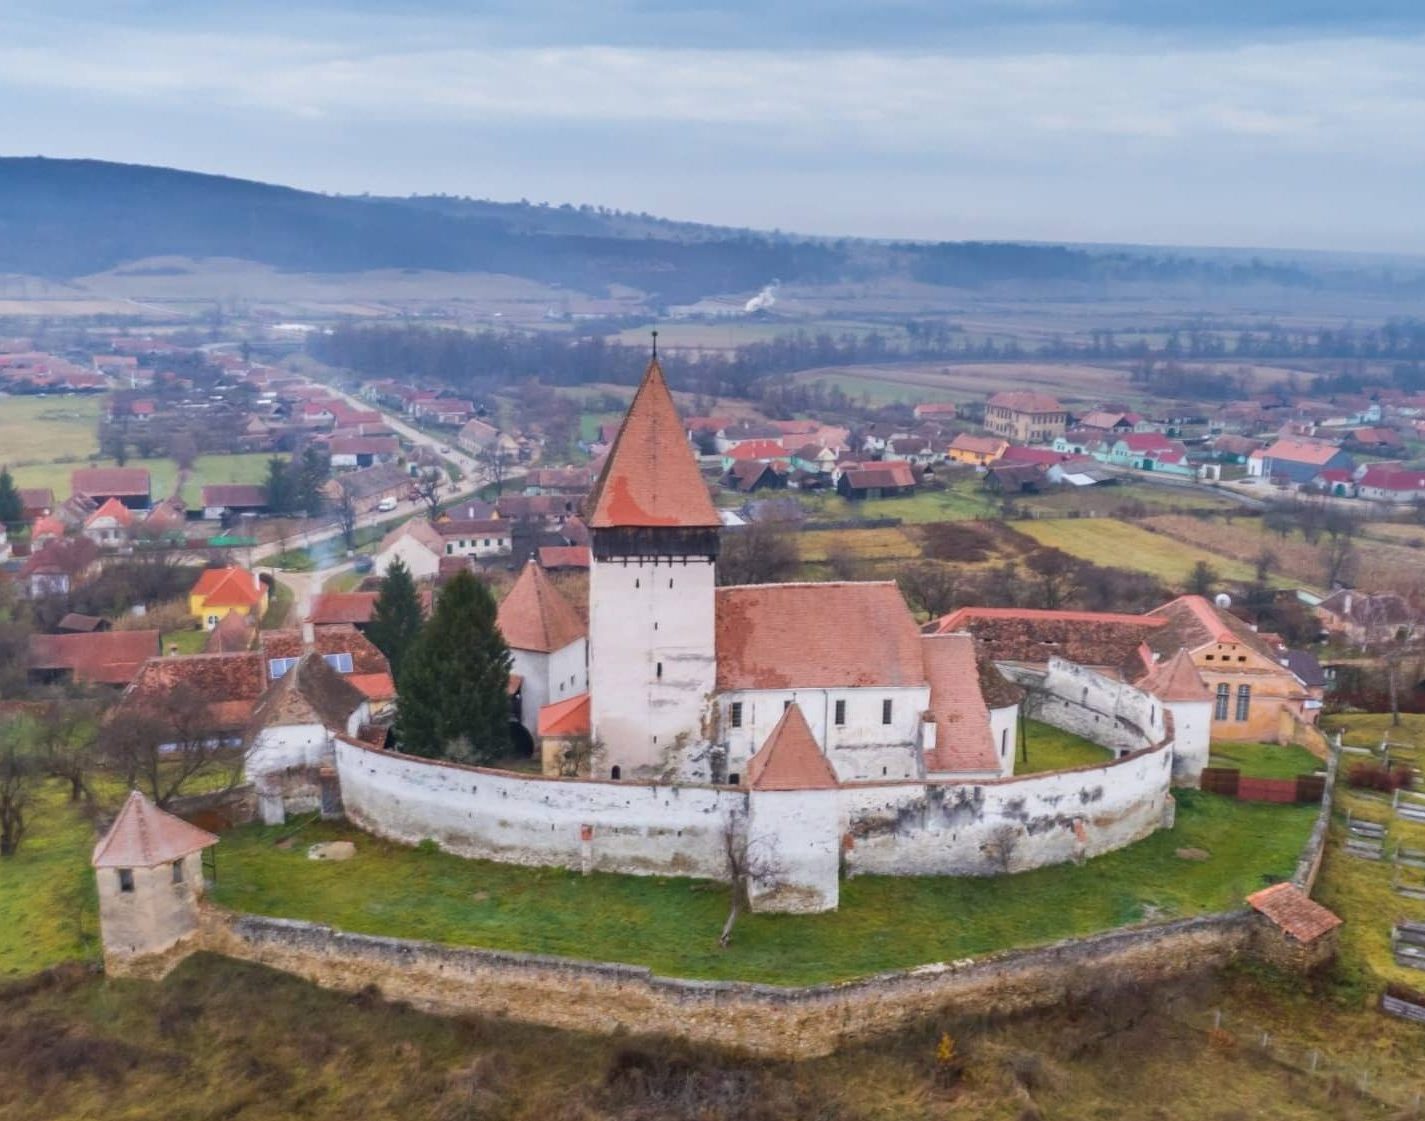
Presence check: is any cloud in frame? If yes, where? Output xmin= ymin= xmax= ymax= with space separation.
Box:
xmin=3 ymin=6 xmax=1425 ymax=251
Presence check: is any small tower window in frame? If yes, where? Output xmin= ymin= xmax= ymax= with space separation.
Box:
xmin=117 ymin=868 xmax=134 ymax=893
xmin=882 ymin=698 xmax=893 ymax=725
xmin=172 ymin=859 xmax=184 ymax=885
xmin=834 ymin=699 xmax=846 ymax=726
xmin=729 ymin=702 xmax=743 ymax=728
xmin=669 ymin=578 xmax=674 ymax=588
xmin=728 ymin=772 xmax=740 ymax=785
xmin=635 ymin=578 xmax=640 ymax=588
xmin=611 ymin=765 xmax=622 ymax=780
xmin=656 ymin=661 xmax=663 ymax=679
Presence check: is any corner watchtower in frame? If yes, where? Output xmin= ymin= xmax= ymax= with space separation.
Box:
xmin=585 ymin=351 xmax=721 ymax=776
xmin=91 ymin=790 xmax=218 ymax=976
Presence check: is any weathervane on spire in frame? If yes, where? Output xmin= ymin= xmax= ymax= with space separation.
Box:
xmin=651 ymin=329 xmax=658 ymax=360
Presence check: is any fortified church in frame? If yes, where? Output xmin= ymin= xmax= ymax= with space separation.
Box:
xmin=532 ymin=355 xmax=1022 ymax=786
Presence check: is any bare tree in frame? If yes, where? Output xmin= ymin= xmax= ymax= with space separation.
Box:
xmin=897 ymin=561 xmax=963 ymax=619
xmin=411 ymin=468 xmax=444 ymax=517
xmin=1025 ymin=547 xmax=1078 ymax=610
xmin=0 ymin=718 xmax=39 ymax=857
xmin=480 ymin=444 xmax=511 ymax=497
xmin=980 ymin=823 xmax=1021 ymax=874
xmin=100 ymin=685 xmax=243 ymax=808
xmin=716 ymin=522 xmax=799 ymax=586
xmin=34 ymin=694 xmax=103 ymax=803
xmin=555 ymin=733 xmax=605 ymax=778
xmin=1321 ymin=534 xmax=1357 ymax=589
xmin=336 ymin=480 xmax=359 ymax=551
xmin=719 ymin=806 xmax=784 ymax=948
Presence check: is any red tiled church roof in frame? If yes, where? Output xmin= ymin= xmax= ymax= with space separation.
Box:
xmin=922 ymin=634 xmax=1000 ymax=774
xmin=585 ymin=357 xmax=720 ymax=529
xmin=538 ymin=691 xmax=590 ymax=737
xmin=716 ymin=582 xmax=924 ymax=691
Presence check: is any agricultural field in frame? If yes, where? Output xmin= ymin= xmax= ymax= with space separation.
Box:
xmin=782 ymin=361 xmax=1143 ymax=410
xmin=1016 ymin=519 xmax=1264 ymax=588
xmin=1018 ymin=481 xmax=1241 ymax=518
xmin=0 ymin=394 xmax=101 ymax=470
xmin=1145 ymin=514 xmax=1421 ymax=594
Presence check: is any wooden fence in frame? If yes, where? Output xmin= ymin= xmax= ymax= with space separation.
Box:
xmin=1199 ymin=768 xmax=1325 ymax=804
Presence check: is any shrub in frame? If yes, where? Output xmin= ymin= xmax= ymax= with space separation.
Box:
xmin=1346 ymin=761 xmax=1414 ymax=791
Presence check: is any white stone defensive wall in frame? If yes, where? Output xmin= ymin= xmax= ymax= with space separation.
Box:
xmin=335 ymin=656 xmax=1176 ymax=893
xmin=336 ymin=739 xmax=739 ymax=879
xmin=843 ymin=744 xmax=1174 ymax=877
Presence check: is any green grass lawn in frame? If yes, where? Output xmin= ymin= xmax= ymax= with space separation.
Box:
xmin=1321 ymin=712 xmax=1425 ymax=755
xmin=1015 ymin=719 xmax=1114 ymax=775
xmin=262 ymin=579 xmax=294 ymax=627
xmin=159 ymin=628 xmax=209 ymax=655
xmin=206 ymin=790 xmax=1315 ymax=986
xmin=1207 ymin=742 xmax=1324 ymax=779
xmin=784 ymin=481 xmax=993 ymax=524
xmin=0 ymin=783 xmax=100 ymax=977
xmin=0 ymin=394 xmax=100 ymax=468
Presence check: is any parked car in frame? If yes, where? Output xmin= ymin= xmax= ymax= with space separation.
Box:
xmin=377 ymin=496 xmax=398 ymax=512
xmin=353 ymin=555 xmax=375 ymax=574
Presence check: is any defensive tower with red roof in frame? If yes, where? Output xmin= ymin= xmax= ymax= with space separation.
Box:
xmin=585 ymin=345 xmax=721 ymax=775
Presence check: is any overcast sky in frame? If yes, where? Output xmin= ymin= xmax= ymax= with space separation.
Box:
xmin=3 ymin=1 xmax=1424 ymax=252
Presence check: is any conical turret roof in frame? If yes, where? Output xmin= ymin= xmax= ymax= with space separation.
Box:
xmin=498 ymin=560 xmax=586 ymax=653
xmin=744 ymin=702 xmax=839 ymax=791
xmin=92 ymin=790 xmax=218 ymax=869
xmin=1139 ymin=647 xmax=1212 ymax=702
xmin=585 ymin=357 xmax=720 ymax=529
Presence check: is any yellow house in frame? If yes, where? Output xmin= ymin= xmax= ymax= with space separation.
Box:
xmin=1147 ymin=596 xmax=1314 ymax=743
xmin=188 ymin=566 xmax=268 ymax=630
xmin=947 ymin=433 xmax=1010 ymax=466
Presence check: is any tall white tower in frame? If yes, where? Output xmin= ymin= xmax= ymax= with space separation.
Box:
xmin=585 ymin=353 xmax=721 ymax=777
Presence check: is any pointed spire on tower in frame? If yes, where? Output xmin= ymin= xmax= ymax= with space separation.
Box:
xmin=584 ymin=351 xmax=720 ymax=529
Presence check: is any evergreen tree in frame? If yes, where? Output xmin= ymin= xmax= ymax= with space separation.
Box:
xmin=0 ymin=468 xmax=21 ymax=529
xmin=396 ymin=571 xmax=511 ymax=761
xmin=367 ymin=557 xmax=423 ymax=682
xmin=264 ymin=455 xmax=294 ymax=515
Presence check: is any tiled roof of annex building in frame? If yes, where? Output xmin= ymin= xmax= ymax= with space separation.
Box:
xmin=928 ymin=606 xmax=1167 ymax=678
xmin=744 ymin=703 xmax=839 ymax=791
xmin=497 ymin=560 xmax=586 ymax=654
xmin=922 ymin=634 xmax=1001 ymax=774
xmin=584 ymin=356 xmax=720 ymax=530
xmin=715 ymin=582 xmax=926 ymax=692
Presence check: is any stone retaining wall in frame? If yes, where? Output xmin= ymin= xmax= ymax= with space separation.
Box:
xmin=196 ymin=905 xmax=1255 ymax=1059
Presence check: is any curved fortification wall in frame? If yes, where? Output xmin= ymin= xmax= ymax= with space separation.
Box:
xmin=335 ymin=650 xmax=1176 ymax=887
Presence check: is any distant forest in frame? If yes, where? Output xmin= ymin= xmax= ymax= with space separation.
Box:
xmin=310 ymin=318 xmax=1425 ymax=404
xmin=6 ymin=158 xmax=1425 ymax=304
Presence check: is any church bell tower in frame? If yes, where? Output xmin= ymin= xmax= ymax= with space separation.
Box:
xmin=584 ymin=346 xmax=720 ymax=777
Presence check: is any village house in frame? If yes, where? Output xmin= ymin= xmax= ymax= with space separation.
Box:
xmin=1353 ymin=464 xmax=1425 ymax=504
xmin=984 ymin=391 xmax=1067 ymax=444
xmin=912 ymin=402 xmax=959 ymax=422
xmin=374 ymin=518 xmax=444 ymax=580
xmin=259 ymin=624 xmax=395 ymax=707
xmin=1093 ymin=433 xmax=1195 ymax=476
xmin=81 ymin=497 xmax=134 ymax=548
xmin=19 ymin=487 xmax=54 ymax=519
xmin=307 ymin=592 xmax=380 ymax=631
xmin=1250 ymin=438 xmax=1353 ymax=484
xmin=1315 ymin=590 xmax=1422 ymax=646
xmin=327 ymin=435 xmax=400 ymax=470
xmin=71 ymin=467 xmax=152 ymax=510
xmin=946 ymin=433 xmax=1009 ymax=466
xmin=436 ymin=516 xmax=513 ymax=560
xmin=27 ymin=629 xmax=161 ymax=687
xmin=201 ymin=484 xmax=269 ymax=521
xmin=188 ymin=566 xmax=269 ymax=630
xmin=884 ymin=436 xmax=938 ymax=466
xmin=523 ymin=466 xmax=594 ymax=496
xmin=1076 ymin=409 xmax=1155 ymax=435
xmin=836 ymin=460 xmax=916 ymax=500
xmin=21 ymin=536 xmax=100 ymax=598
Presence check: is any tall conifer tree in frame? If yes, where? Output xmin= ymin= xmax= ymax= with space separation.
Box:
xmin=396 ymin=571 xmax=511 ymax=761
xmin=0 ymin=469 xmax=21 ymax=529
xmin=367 ymin=557 xmax=423 ymax=682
